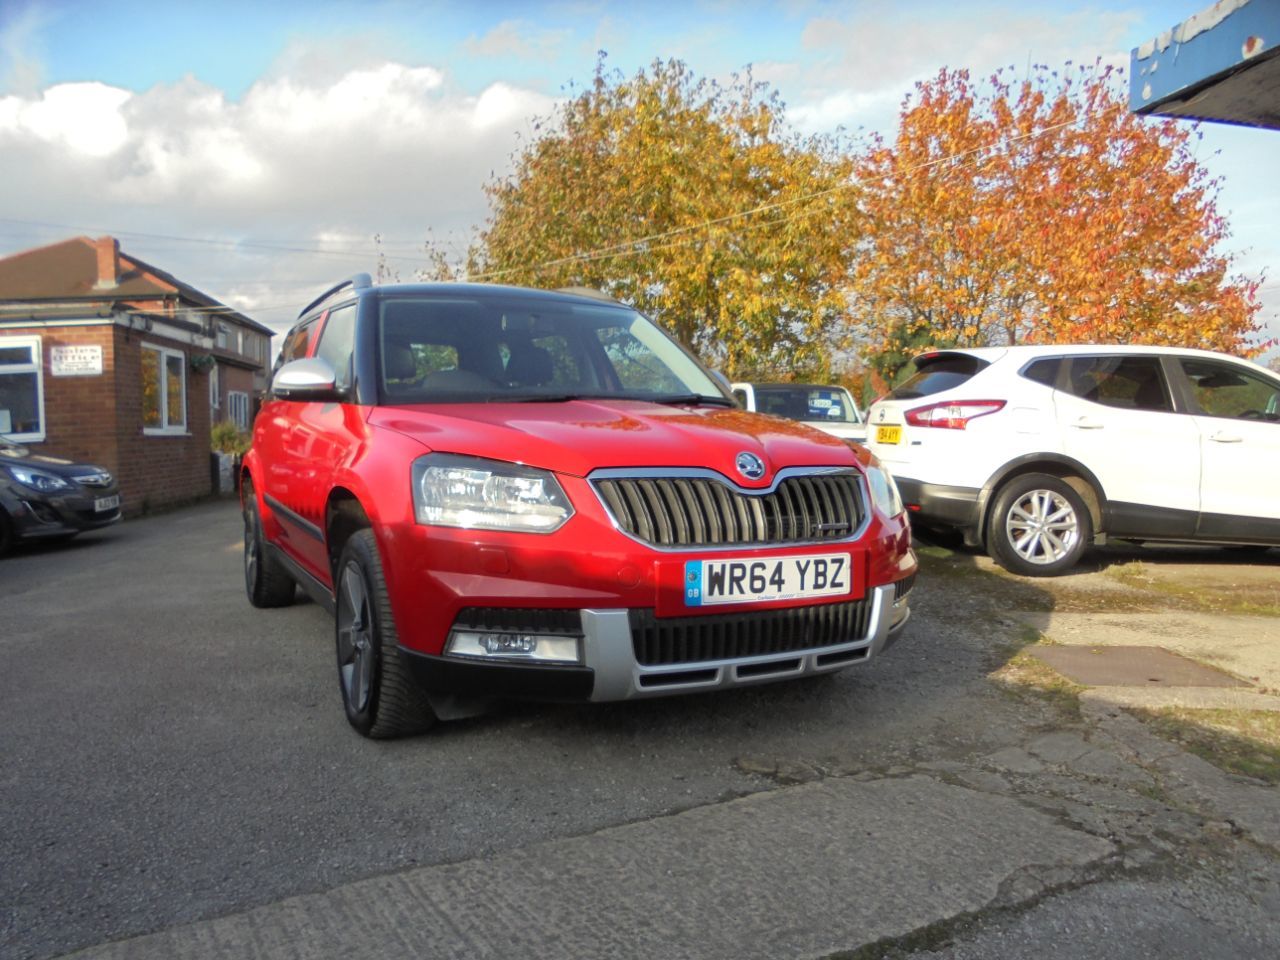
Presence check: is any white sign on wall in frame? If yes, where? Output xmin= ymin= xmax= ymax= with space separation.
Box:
xmin=51 ymin=344 xmax=103 ymax=376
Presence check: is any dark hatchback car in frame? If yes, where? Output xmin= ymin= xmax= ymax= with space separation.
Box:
xmin=0 ymin=440 xmax=122 ymax=556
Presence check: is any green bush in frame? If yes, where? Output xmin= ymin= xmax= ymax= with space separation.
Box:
xmin=211 ymin=420 xmax=251 ymax=455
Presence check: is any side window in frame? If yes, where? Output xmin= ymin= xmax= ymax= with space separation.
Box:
xmin=279 ymin=317 xmax=320 ymax=366
xmin=1022 ymin=357 xmax=1061 ymax=388
xmin=314 ymin=304 xmax=357 ymax=390
xmin=1063 ymin=356 xmax=1171 ymax=412
xmin=1180 ymin=358 xmax=1280 ymax=422
xmin=731 ymin=388 xmax=749 ymax=408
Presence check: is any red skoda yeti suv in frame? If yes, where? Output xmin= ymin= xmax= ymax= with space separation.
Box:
xmin=242 ymin=276 xmax=917 ymax=737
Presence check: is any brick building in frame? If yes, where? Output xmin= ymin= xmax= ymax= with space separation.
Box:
xmin=0 ymin=236 xmax=272 ymax=513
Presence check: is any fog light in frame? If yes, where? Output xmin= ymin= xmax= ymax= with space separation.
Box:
xmin=446 ymin=630 xmax=582 ymax=664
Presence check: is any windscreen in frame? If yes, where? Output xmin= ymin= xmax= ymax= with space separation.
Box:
xmin=377 ymin=296 xmax=727 ymax=404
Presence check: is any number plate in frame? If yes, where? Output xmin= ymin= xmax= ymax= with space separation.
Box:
xmin=875 ymin=425 xmax=902 ymax=444
xmin=684 ymin=553 xmax=851 ymax=607
xmin=94 ymin=495 xmax=120 ymax=512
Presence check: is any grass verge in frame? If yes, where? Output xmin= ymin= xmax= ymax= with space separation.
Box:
xmin=1107 ymin=561 xmax=1280 ymax=617
xmin=990 ymin=644 xmax=1085 ymax=723
xmin=1129 ymin=707 xmax=1280 ymax=784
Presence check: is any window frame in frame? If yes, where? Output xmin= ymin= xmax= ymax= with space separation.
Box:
xmin=0 ymin=335 xmax=46 ymax=442
xmin=227 ymin=390 xmax=251 ymax=430
xmin=1176 ymin=356 xmax=1280 ymax=423
xmin=141 ymin=342 xmax=188 ymax=436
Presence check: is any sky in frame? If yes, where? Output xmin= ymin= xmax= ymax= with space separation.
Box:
xmin=1 ymin=0 xmax=1277 ymax=352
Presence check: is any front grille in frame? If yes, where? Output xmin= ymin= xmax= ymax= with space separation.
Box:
xmin=594 ymin=472 xmax=865 ymax=547
xmin=70 ymin=471 xmax=113 ymax=488
xmin=630 ymin=599 xmax=872 ymax=666
xmin=893 ymin=573 xmax=916 ymax=601
xmin=452 ymin=607 xmax=583 ymax=636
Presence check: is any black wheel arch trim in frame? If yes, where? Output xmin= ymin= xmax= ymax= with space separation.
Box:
xmin=977 ymin=453 xmax=1108 ymax=544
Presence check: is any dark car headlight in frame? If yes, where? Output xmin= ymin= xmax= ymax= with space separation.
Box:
xmin=5 ymin=465 xmax=74 ymax=493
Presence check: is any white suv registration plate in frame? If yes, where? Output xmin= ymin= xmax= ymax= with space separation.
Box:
xmin=684 ymin=553 xmax=851 ymax=607
xmin=94 ymin=495 xmax=120 ymax=512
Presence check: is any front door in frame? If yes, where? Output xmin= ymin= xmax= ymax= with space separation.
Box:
xmin=1053 ymin=354 xmax=1201 ymax=537
xmin=1176 ymin=356 xmax=1280 ymax=540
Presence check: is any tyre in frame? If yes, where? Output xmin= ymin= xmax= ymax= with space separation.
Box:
xmin=988 ymin=473 xmax=1092 ymax=577
xmin=334 ymin=529 xmax=436 ymax=739
xmin=0 ymin=512 xmax=13 ymax=557
xmin=242 ymin=481 xmax=296 ymax=607
xmin=1225 ymin=544 xmax=1273 ymax=556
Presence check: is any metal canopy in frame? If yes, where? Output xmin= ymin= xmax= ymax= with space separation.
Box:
xmin=1130 ymin=0 xmax=1280 ymax=129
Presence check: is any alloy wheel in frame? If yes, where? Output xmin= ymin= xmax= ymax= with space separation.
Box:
xmin=1005 ymin=488 xmax=1079 ymax=565
xmin=336 ymin=561 xmax=374 ymax=713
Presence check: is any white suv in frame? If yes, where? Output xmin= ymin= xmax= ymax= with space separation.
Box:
xmin=866 ymin=345 xmax=1280 ymax=575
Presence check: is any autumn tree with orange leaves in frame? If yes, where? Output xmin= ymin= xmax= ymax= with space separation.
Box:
xmin=847 ymin=65 xmax=1264 ymax=378
xmin=472 ymin=58 xmax=859 ymax=379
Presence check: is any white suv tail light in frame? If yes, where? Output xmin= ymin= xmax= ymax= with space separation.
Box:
xmin=904 ymin=400 xmax=1006 ymax=429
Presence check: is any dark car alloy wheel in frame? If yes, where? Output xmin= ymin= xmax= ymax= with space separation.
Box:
xmin=334 ymin=530 xmax=435 ymax=738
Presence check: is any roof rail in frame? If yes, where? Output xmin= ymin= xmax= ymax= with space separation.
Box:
xmin=554 ymin=286 xmax=619 ymax=304
xmin=297 ymin=273 xmax=372 ymax=320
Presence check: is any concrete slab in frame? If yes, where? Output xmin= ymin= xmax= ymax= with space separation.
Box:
xmin=1028 ymin=646 xmax=1247 ymax=688
xmin=1025 ymin=610 xmax=1280 ymax=694
xmin=64 ymin=777 xmax=1114 ymax=960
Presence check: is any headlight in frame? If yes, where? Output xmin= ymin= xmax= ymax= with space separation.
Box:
xmin=6 ymin=466 xmax=74 ymax=493
xmin=411 ymin=454 xmax=573 ymax=533
xmin=865 ymin=465 xmax=904 ymax=519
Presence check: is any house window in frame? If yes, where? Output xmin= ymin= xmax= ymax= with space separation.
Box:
xmin=0 ymin=336 xmax=45 ymax=441
xmin=209 ymin=364 xmax=221 ymax=413
xmin=227 ymin=391 xmax=251 ymax=430
xmin=142 ymin=343 xmax=187 ymax=434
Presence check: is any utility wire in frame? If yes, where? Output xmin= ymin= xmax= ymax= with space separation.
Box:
xmin=466 ymin=114 xmax=1087 ymax=283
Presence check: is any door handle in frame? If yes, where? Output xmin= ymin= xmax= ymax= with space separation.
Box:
xmin=1071 ymin=417 xmax=1104 ymax=430
xmin=1209 ymin=432 xmax=1243 ymax=443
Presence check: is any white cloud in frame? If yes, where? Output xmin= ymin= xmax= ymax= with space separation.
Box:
xmin=464 ymin=20 xmax=572 ymax=62
xmin=779 ymin=4 xmax=1142 ymax=136
xmin=0 ymin=2 xmax=46 ymax=93
xmin=0 ymin=81 xmax=130 ymax=156
xmin=0 ymin=57 xmax=558 ymax=332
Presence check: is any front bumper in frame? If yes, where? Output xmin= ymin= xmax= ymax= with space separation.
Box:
xmin=403 ymin=581 xmax=911 ymax=704
xmin=0 ymin=486 xmax=122 ymax=541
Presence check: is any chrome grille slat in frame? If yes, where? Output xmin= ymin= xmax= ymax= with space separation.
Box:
xmin=593 ymin=472 xmax=866 ymax=548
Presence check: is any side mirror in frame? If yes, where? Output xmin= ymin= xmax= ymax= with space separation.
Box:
xmin=272 ymin=357 xmax=345 ymax=401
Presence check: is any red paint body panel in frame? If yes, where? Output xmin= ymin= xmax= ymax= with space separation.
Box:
xmin=246 ymin=396 xmax=916 ymax=656
xmin=365 ymin=400 xmax=859 ymax=481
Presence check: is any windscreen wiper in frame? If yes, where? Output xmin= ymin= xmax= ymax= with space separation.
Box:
xmin=490 ymin=393 xmax=599 ymax=403
xmin=650 ymin=394 xmax=736 ymax=407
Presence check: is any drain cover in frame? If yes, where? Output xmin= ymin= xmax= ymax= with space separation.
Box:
xmin=1028 ymin=645 xmax=1247 ymax=688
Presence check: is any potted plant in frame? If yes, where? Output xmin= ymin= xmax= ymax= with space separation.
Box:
xmin=210 ymin=420 xmax=251 ymax=494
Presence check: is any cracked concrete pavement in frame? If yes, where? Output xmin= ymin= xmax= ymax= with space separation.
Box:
xmin=63 ymin=697 xmax=1280 ymax=959
xmin=3 ymin=505 xmax=1278 ymax=959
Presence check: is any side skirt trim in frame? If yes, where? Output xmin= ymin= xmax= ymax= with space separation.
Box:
xmin=267 ymin=541 xmax=335 ymax=614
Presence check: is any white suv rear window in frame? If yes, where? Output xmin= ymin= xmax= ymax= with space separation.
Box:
xmin=888 ymin=354 xmax=989 ymax=400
